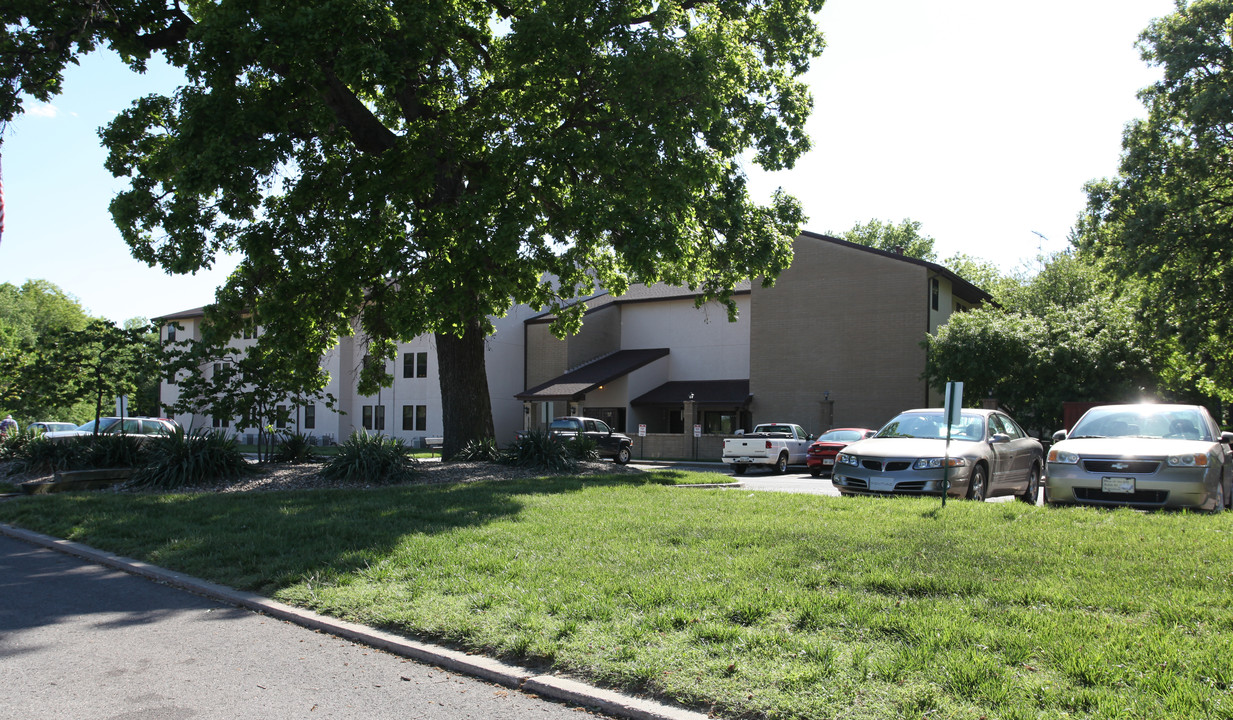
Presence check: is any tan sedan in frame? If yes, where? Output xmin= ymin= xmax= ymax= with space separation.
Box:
xmin=1046 ymin=404 xmax=1233 ymax=511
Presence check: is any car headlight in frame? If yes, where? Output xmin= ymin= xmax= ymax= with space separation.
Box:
xmin=837 ymin=453 xmax=858 ymax=466
xmin=1048 ymin=448 xmax=1079 ymax=464
xmin=912 ymin=457 xmax=966 ymax=470
xmin=1167 ymin=453 xmax=1209 ymax=467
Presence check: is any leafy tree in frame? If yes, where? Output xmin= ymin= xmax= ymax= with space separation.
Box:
xmin=925 ymin=252 xmax=1154 ymax=434
xmin=0 ymin=280 xmax=98 ymax=423
xmin=941 ymin=252 xmax=1018 ymax=302
xmin=1 ymin=319 xmax=158 ymax=429
xmin=4 ymin=1 xmax=825 ymax=458
xmin=1076 ymin=0 xmax=1233 ymax=403
xmin=836 ymin=218 xmax=938 ymax=260
xmin=161 ymin=326 xmax=334 ymax=462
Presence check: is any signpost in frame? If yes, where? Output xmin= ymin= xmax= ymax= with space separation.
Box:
xmin=638 ymin=424 xmax=647 ymax=460
xmin=942 ymin=382 xmax=964 ymax=508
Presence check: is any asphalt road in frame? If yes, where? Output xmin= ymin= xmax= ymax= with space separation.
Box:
xmin=0 ymin=534 xmax=613 ymax=720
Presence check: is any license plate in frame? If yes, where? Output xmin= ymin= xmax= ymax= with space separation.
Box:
xmin=1102 ymin=476 xmax=1135 ymax=493
xmin=870 ymin=477 xmax=896 ymax=492
xmin=822 ymin=459 xmax=834 ymax=466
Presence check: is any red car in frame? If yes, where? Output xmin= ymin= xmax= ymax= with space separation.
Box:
xmin=806 ymin=428 xmax=877 ymax=477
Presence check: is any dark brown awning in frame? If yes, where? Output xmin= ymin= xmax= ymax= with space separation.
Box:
xmin=516 ymin=349 xmax=670 ymax=401
xmin=631 ymin=380 xmax=751 ymax=407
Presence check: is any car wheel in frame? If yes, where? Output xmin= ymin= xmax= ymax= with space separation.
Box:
xmin=809 ymin=467 xmax=821 ymax=478
xmin=773 ymin=453 xmax=789 ymax=475
xmin=966 ymin=465 xmax=987 ymax=502
xmin=614 ymin=445 xmax=631 ymax=465
xmin=1017 ymin=463 xmax=1041 ymax=505
xmin=733 ymin=464 xmax=748 ymax=476
xmin=1214 ymin=483 xmax=1226 ymax=514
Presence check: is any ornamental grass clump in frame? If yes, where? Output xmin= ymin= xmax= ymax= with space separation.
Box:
xmin=4 ymin=433 xmax=85 ymax=475
xmin=85 ymin=434 xmax=147 ymax=469
xmin=454 ymin=437 xmax=500 ymax=462
xmin=319 ymin=431 xmax=416 ymax=485
xmin=498 ymin=428 xmax=575 ymax=472
xmin=129 ymin=428 xmax=252 ymax=490
xmin=274 ymin=431 xmax=318 ymax=464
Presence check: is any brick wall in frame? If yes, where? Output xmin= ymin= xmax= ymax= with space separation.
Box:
xmin=750 ymin=237 xmax=931 ymax=432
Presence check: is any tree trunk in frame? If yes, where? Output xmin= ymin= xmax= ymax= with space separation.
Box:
xmin=435 ymin=318 xmax=495 ymax=460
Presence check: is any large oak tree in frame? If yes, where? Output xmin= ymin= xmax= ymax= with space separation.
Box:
xmin=3 ymin=1 xmax=824 ymax=456
xmin=1076 ymin=0 xmax=1233 ymax=403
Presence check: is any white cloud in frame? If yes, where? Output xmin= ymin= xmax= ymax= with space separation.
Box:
xmin=26 ymin=103 xmax=59 ymax=118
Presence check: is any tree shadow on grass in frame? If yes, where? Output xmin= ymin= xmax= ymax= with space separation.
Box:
xmin=0 ymin=471 xmax=679 ymax=596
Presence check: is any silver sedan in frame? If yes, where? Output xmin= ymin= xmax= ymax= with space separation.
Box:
xmin=833 ymin=408 xmax=1044 ymax=502
xmin=1045 ymin=403 xmax=1233 ymax=511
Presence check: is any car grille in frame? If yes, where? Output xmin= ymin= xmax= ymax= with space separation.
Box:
xmin=1081 ymin=460 xmax=1160 ymax=474
xmin=1074 ymin=488 xmax=1168 ymax=504
xmin=858 ymin=460 xmax=911 ymax=472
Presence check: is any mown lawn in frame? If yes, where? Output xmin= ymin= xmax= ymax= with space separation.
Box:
xmin=0 ymin=470 xmax=1229 ymax=719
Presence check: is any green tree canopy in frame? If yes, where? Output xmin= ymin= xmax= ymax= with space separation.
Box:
xmin=5 ymin=1 xmax=826 ymax=457
xmin=836 ymin=218 xmax=938 ymax=260
xmin=1076 ymin=0 xmax=1233 ymax=403
xmin=925 ymin=252 xmax=1154 ymax=434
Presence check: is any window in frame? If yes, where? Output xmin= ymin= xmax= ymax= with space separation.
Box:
xmin=931 ymin=277 xmax=940 ymax=311
xmin=374 ymin=405 xmax=386 ymax=431
xmin=403 ymin=353 xmax=414 ymax=378
xmin=304 ymin=405 xmax=316 ymax=430
xmin=362 ymin=405 xmax=373 ymax=430
xmin=242 ymin=319 xmax=259 ymax=339
xmin=403 ymin=405 xmax=426 ymax=431
xmin=703 ymin=411 xmax=739 ymax=435
xmin=404 ymin=351 xmax=428 ymax=378
xmin=276 ymin=404 xmax=287 ymax=430
xmin=166 ymin=371 xmax=176 ymax=386
xmin=212 ymin=414 xmax=228 ymax=428
xmin=166 ymin=324 xmax=177 ymax=342
xmin=416 ymin=352 xmax=428 ymax=378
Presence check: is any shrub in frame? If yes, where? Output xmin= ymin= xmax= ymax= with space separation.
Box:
xmin=274 ymin=431 xmax=318 ymax=464
xmin=319 ymin=432 xmax=417 ymax=485
xmin=0 ymin=427 xmax=37 ymax=462
xmin=499 ymin=428 xmax=575 ymax=472
xmin=454 ymin=437 xmax=501 ymax=462
xmin=565 ymin=434 xmax=600 ymax=461
xmin=129 ymin=428 xmax=253 ymax=490
xmin=4 ymin=434 xmax=87 ymax=475
xmin=85 ymin=434 xmax=147 ymax=469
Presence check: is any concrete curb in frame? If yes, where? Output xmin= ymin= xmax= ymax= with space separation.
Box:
xmin=1 ymin=522 xmax=711 ymax=720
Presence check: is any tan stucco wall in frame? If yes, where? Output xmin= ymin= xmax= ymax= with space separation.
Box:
xmin=749 ymin=236 xmax=931 ymax=433
xmin=525 ymin=322 xmax=569 ymax=389
xmin=567 ymin=304 xmax=621 ymax=369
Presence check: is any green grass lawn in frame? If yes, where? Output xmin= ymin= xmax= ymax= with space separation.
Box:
xmin=0 ymin=471 xmax=1229 ymax=719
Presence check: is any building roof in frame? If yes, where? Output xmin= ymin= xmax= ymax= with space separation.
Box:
xmin=798 ymin=231 xmax=992 ymax=305
xmin=155 ymin=306 xmax=207 ymax=322
xmin=630 ymin=380 xmax=751 ymax=407
xmin=515 ymin=348 xmax=670 ymax=401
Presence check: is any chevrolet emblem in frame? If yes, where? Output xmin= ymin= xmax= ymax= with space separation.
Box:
xmin=1111 ymin=462 xmax=1130 ymax=470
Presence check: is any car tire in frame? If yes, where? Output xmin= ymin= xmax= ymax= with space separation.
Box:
xmin=1017 ymin=463 xmax=1041 ymax=505
xmin=966 ymin=464 xmax=987 ymax=502
xmin=615 ymin=445 xmax=631 ymax=465
xmin=773 ymin=453 xmax=789 ymax=475
xmin=733 ymin=464 xmax=748 ymax=476
xmin=809 ymin=467 xmax=821 ymax=478
xmin=1214 ymin=483 xmax=1226 ymax=514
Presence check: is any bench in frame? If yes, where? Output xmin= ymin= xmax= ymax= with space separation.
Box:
xmin=424 ymin=437 xmax=443 ymax=455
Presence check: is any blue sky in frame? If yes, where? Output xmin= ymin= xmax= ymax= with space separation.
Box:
xmin=0 ymin=0 xmax=1176 ymax=323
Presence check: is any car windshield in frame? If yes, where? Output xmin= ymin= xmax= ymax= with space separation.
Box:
xmin=1070 ymin=407 xmax=1211 ymax=441
xmin=76 ymin=418 xmax=121 ymax=433
xmin=877 ymin=412 xmax=985 ymax=441
xmin=817 ymin=429 xmax=866 ymax=442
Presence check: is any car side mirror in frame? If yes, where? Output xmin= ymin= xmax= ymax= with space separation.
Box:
xmin=990 ymin=433 xmax=1010 ymax=444
xmin=1052 ymin=430 xmax=1068 ymax=443
xmin=1222 ymin=431 xmax=1233 ymax=444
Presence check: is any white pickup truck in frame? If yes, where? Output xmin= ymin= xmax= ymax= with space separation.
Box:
xmin=721 ymin=423 xmax=814 ymax=475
